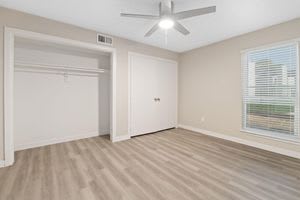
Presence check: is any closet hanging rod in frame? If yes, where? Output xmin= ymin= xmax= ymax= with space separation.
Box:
xmin=14 ymin=69 xmax=100 ymax=77
xmin=14 ymin=62 xmax=109 ymax=73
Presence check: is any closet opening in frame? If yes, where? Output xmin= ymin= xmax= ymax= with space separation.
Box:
xmin=4 ymin=28 xmax=117 ymax=167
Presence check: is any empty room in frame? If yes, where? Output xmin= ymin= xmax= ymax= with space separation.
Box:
xmin=1 ymin=0 xmax=300 ymax=199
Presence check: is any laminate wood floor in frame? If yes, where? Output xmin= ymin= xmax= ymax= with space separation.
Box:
xmin=1 ymin=128 xmax=300 ymax=200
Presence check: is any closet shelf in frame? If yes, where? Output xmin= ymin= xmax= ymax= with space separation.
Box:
xmin=15 ymin=62 xmax=109 ymax=74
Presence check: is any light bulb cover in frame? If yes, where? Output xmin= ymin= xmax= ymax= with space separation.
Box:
xmin=159 ymin=19 xmax=174 ymax=29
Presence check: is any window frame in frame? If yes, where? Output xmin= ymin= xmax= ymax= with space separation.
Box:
xmin=241 ymin=41 xmax=300 ymax=143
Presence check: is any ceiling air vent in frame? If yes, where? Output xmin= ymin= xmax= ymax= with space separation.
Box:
xmin=97 ymin=34 xmax=113 ymax=46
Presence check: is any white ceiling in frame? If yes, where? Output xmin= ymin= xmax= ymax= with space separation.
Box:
xmin=1 ymin=0 xmax=300 ymax=52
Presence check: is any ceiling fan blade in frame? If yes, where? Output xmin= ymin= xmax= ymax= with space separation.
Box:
xmin=173 ymin=6 xmax=216 ymax=20
xmin=120 ymin=13 xmax=160 ymax=20
xmin=145 ymin=23 xmax=159 ymax=37
xmin=173 ymin=21 xmax=190 ymax=35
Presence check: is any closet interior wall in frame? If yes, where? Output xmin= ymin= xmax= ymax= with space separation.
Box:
xmin=13 ymin=38 xmax=111 ymax=150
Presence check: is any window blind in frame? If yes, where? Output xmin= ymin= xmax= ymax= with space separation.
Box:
xmin=242 ymin=44 xmax=299 ymax=138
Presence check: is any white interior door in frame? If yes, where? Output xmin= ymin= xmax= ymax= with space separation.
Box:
xmin=156 ymin=60 xmax=177 ymax=131
xmin=130 ymin=53 xmax=177 ymax=136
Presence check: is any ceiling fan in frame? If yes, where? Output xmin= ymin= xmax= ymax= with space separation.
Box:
xmin=120 ymin=0 xmax=216 ymax=37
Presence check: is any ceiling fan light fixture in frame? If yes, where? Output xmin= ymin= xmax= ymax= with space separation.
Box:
xmin=120 ymin=1 xmax=216 ymax=37
xmin=159 ymin=18 xmax=174 ymax=30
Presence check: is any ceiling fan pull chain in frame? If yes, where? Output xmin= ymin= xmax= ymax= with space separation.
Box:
xmin=165 ymin=30 xmax=168 ymax=45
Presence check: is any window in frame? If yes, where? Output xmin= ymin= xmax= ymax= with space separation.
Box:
xmin=242 ymin=43 xmax=299 ymax=141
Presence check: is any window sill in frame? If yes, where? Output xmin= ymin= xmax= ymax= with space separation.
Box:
xmin=241 ymin=128 xmax=300 ymax=144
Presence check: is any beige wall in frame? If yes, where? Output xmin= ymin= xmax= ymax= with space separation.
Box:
xmin=179 ymin=18 xmax=300 ymax=153
xmin=0 ymin=7 xmax=179 ymax=160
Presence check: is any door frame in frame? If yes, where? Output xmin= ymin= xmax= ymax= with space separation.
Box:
xmin=128 ymin=52 xmax=178 ymax=137
xmin=4 ymin=27 xmax=117 ymax=167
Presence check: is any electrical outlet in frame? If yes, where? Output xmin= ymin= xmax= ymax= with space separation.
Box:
xmin=201 ymin=117 xmax=205 ymax=122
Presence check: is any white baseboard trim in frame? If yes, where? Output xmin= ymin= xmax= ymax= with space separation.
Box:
xmin=112 ymin=134 xmax=131 ymax=143
xmin=99 ymin=129 xmax=110 ymax=136
xmin=15 ymin=132 xmax=100 ymax=151
xmin=178 ymin=124 xmax=300 ymax=160
xmin=0 ymin=160 xmax=5 ymax=168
